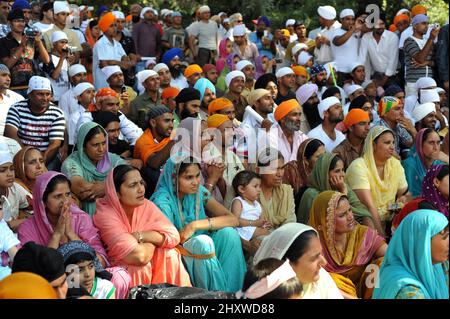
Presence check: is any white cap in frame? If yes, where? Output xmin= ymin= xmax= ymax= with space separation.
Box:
xmin=415 ymin=77 xmax=437 ymax=90
xmin=297 ymin=51 xmax=312 ymax=66
xmin=420 ymin=89 xmax=440 ymax=104
xmin=285 ymin=19 xmax=296 ymax=27
xmin=160 ymin=9 xmax=170 ymax=17
xmin=198 ymin=5 xmax=211 ymax=14
xmin=153 ymin=63 xmax=169 ymax=73
xmin=68 ymin=64 xmax=87 ymax=77
xmin=73 ymin=82 xmax=94 ymax=97
xmin=51 ymin=31 xmax=68 ymax=43
xmin=436 ymin=87 xmax=445 ymax=94
xmin=225 ymin=70 xmax=245 ymax=87
xmin=233 ymin=24 xmax=246 ymax=37
xmin=412 ymin=102 xmax=436 ymax=123
xmin=235 ymin=60 xmax=253 ymax=71
xmin=350 ymin=61 xmax=364 ymax=72
xmin=136 ymin=70 xmax=158 ymax=83
xmin=318 ymin=6 xmax=337 ymax=20
xmin=340 ymin=9 xmax=355 ymax=19
xmin=112 ymin=11 xmax=125 ymax=20
xmin=223 ymin=18 xmax=230 ymax=23
xmin=292 ymin=43 xmax=308 ymax=56
xmin=53 ymin=1 xmax=70 ymax=15
xmin=361 ymin=79 xmax=375 ymax=89
xmin=102 ymin=66 xmax=122 ymax=80
xmin=27 ymin=76 xmax=52 ymax=94
xmin=396 ymin=8 xmax=410 ymax=16
xmin=275 ymin=67 xmax=294 ymax=78
xmin=318 ymin=96 xmax=341 ymax=119
xmin=145 ymin=58 xmax=157 ymax=68
xmin=345 ymin=84 xmax=363 ymax=96
xmin=0 ymin=143 xmax=12 ymax=166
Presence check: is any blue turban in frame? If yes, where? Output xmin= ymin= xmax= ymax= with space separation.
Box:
xmin=162 ymin=48 xmax=184 ymax=65
xmin=412 ymin=14 xmax=429 ymax=25
xmin=258 ymin=16 xmax=271 ymax=27
xmin=310 ymin=64 xmax=326 ymax=76
xmin=194 ymin=78 xmax=216 ymax=102
xmin=12 ymin=0 xmax=31 ymax=10
xmin=96 ymin=5 xmax=109 ymax=18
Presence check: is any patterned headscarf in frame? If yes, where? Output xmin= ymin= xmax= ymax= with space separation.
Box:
xmin=377 ymin=96 xmax=399 ymax=117
xmin=421 ymin=164 xmax=449 ymax=217
xmin=310 ymin=64 xmax=326 ymax=76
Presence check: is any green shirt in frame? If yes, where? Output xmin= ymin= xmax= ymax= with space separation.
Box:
xmin=129 ymin=91 xmax=162 ymax=129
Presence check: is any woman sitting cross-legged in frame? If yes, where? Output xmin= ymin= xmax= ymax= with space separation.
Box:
xmin=151 ymin=153 xmax=247 ymax=293
xmin=93 ymin=164 xmax=192 ymax=288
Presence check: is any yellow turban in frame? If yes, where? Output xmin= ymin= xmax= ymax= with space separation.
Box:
xmin=98 ymin=12 xmax=117 ymax=33
xmin=208 ymin=97 xmax=233 ymax=115
xmin=0 ymin=272 xmax=58 ymax=299
xmin=207 ymin=114 xmax=230 ymax=128
xmin=280 ymin=29 xmax=290 ymax=37
xmin=184 ymin=64 xmax=203 ymax=78
xmin=274 ymin=99 xmax=300 ymax=122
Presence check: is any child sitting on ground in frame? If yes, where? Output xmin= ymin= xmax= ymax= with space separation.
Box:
xmin=231 ymin=171 xmax=272 ymax=242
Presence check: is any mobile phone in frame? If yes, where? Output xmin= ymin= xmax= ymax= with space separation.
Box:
xmin=275 ymin=58 xmax=283 ymax=63
xmin=121 ymin=86 xmax=127 ymax=94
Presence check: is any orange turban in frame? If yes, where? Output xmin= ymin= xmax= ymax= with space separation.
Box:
xmin=280 ymin=29 xmax=290 ymax=37
xmin=0 ymin=272 xmax=58 ymax=299
xmin=292 ymin=66 xmax=309 ymax=77
xmin=343 ymin=109 xmax=370 ymax=131
xmin=96 ymin=87 xmax=119 ymax=100
xmin=184 ymin=64 xmax=203 ymax=78
xmin=126 ymin=15 xmax=132 ymax=23
xmin=389 ymin=24 xmax=397 ymax=32
xmin=208 ymin=97 xmax=233 ymax=115
xmin=98 ymin=12 xmax=117 ymax=33
xmin=207 ymin=114 xmax=230 ymax=128
xmin=394 ymin=14 xmax=409 ymax=25
xmin=162 ymin=87 xmax=180 ymax=99
xmin=274 ymin=99 xmax=300 ymax=122
xmin=411 ymin=4 xmax=427 ymax=17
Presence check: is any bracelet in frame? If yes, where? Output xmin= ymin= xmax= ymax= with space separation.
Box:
xmin=205 ymin=183 xmax=215 ymax=189
xmin=208 ymin=218 xmax=213 ymax=231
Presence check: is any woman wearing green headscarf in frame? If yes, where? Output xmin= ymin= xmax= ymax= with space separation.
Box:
xmin=61 ymin=122 xmax=124 ymax=216
xmin=373 ymin=210 xmax=449 ymax=299
xmin=297 ymin=152 xmax=373 ymax=227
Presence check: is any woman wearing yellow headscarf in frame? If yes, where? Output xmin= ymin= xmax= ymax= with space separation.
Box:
xmin=309 ymin=191 xmax=387 ymax=299
xmin=346 ymin=126 xmax=411 ymax=238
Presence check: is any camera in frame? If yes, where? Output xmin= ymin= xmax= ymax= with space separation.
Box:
xmin=433 ymin=23 xmax=440 ymax=29
xmin=25 ymin=29 xmax=38 ymax=37
xmin=275 ymin=58 xmax=283 ymax=64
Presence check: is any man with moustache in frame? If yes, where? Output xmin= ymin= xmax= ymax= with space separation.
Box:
xmin=296 ymin=83 xmax=320 ymax=133
xmin=134 ymin=105 xmax=174 ymax=196
xmin=412 ymin=102 xmax=438 ymax=131
xmin=333 ymin=109 xmax=371 ymax=169
xmin=203 ymin=64 xmax=224 ymax=97
xmin=223 ymin=70 xmax=247 ymax=121
xmin=274 ymin=67 xmax=296 ymax=105
xmin=235 ymin=60 xmax=256 ymax=100
xmin=161 ymin=48 xmax=188 ymax=91
xmin=359 ymin=18 xmax=399 ymax=87
xmin=307 ymin=96 xmax=345 ymax=152
xmin=153 ymin=63 xmax=172 ymax=91
xmin=173 ymin=87 xmax=201 ymax=128
xmin=194 ymin=78 xmax=216 ymax=121
xmin=309 ymin=64 xmax=328 ymax=98
xmin=267 ymin=99 xmax=308 ymax=163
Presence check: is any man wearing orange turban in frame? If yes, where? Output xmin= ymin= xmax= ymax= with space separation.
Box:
xmin=184 ymin=64 xmax=203 ymax=87
xmin=98 ymin=12 xmax=117 ymax=33
xmin=394 ymin=14 xmax=410 ymax=33
xmin=267 ymin=99 xmax=308 ymax=163
xmin=162 ymin=87 xmax=180 ymax=111
xmin=411 ymin=4 xmax=427 ymax=17
xmin=333 ymin=109 xmax=370 ymax=169
xmin=292 ymin=66 xmax=309 ymax=91
xmin=207 ymin=114 xmax=230 ymax=128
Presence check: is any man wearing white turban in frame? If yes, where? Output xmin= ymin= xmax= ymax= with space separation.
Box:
xmin=232 ymin=24 xmax=259 ymax=64
xmin=188 ymin=5 xmax=218 ymax=66
xmin=313 ymin=5 xmax=341 ymax=65
xmin=223 ymin=70 xmax=248 ymax=121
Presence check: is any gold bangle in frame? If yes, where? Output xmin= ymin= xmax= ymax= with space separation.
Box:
xmin=208 ymin=218 xmax=213 ymax=231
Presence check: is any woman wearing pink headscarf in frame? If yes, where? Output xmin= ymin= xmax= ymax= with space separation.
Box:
xmin=93 ymin=165 xmax=191 ymax=288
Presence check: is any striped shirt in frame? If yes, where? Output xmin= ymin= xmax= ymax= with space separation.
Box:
xmin=5 ymin=100 xmax=65 ymax=151
xmin=403 ymin=36 xmax=433 ymax=83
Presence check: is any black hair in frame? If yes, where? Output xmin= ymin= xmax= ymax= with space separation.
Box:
xmin=89 ymin=19 xmax=99 ymax=30
xmin=422 ymin=128 xmax=438 ymax=144
xmin=257 ymin=148 xmax=284 ymax=167
xmin=43 ymin=175 xmax=71 ymax=204
xmin=283 ymin=230 xmax=318 ymax=262
xmin=39 ymin=1 xmax=53 ymax=21
xmin=329 ymin=155 xmax=343 ymax=171
xmin=374 ymin=130 xmax=394 ymax=144
xmin=66 ymin=287 xmax=92 ymax=299
xmin=436 ymin=165 xmax=449 ymax=181
xmin=113 ymin=164 xmax=138 ymax=192
xmin=83 ymin=126 xmax=106 ymax=148
xmin=178 ymin=157 xmax=201 ymax=176
xmin=241 ymin=258 xmax=302 ymax=299
xmin=232 ymin=170 xmax=260 ymax=195
xmin=303 ymin=139 xmax=324 ymax=159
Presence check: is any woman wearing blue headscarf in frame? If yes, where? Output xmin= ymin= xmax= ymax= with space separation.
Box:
xmin=373 ymin=210 xmax=449 ymax=299
xmin=150 ymin=153 xmax=247 ymax=292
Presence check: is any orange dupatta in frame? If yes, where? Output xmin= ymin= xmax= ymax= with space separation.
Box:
xmin=133 ymin=128 xmax=171 ymax=164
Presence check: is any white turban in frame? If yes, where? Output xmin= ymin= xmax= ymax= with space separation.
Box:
xmin=275 ymin=67 xmax=294 ymax=78
xmin=415 ymin=77 xmax=437 ymax=90
xmin=136 ymin=70 xmax=158 ymax=83
xmin=436 ymin=87 xmax=445 ymax=94
xmin=420 ymin=89 xmax=440 ymax=104
xmin=297 ymin=51 xmax=312 ymax=66
xmin=145 ymin=58 xmax=157 ymax=68
xmin=396 ymin=8 xmax=410 ymax=16
xmin=318 ymin=96 xmax=341 ymax=119
xmin=68 ymin=64 xmax=87 ymax=77
xmin=72 ymin=82 xmax=94 ymax=97
xmin=350 ymin=61 xmax=364 ymax=72
xmin=198 ymin=6 xmax=211 ymax=14
xmin=27 ymin=76 xmax=52 ymax=94
xmin=285 ymin=19 xmax=296 ymax=27
xmin=140 ymin=7 xmax=154 ymax=19
xmin=340 ymin=9 xmax=355 ymax=19
xmin=361 ymin=79 xmax=375 ymax=89
xmin=412 ymin=102 xmax=436 ymax=123
xmin=51 ymin=31 xmax=68 ymax=43
xmin=102 ymin=66 xmax=122 ymax=80
xmin=0 ymin=143 xmax=12 ymax=166
xmin=153 ymin=63 xmax=169 ymax=73
xmin=233 ymin=24 xmax=246 ymax=37
xmin=296 ymin=83 xmax=318 ymax=105
xmin=235 ymin=60 xmax=253 ymax=71
xmin=112 ymin=11 xmax=125 ymax=20
xmin=225 ymin=70 xmax=245 ymax=87
xmin=318 ymin=6 xmax=336 ymax=20
xmin=53 ymin=1 xmax=70 ymax=15
xmin=292 ymin=43 xmax=308 ymax=56
xmin=345 ymin=84 xmax=363 ymax=96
